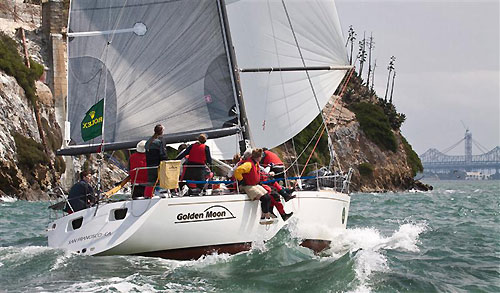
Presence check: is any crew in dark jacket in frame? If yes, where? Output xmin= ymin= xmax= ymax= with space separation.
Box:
xmin=145 ymin=124 xmax=168 ymax=185
xmin=65 ymin=170 xmax=96 ymax=213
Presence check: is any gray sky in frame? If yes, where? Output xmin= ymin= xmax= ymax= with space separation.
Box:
xmin=336 ymin=0 xmax=499 ymax=155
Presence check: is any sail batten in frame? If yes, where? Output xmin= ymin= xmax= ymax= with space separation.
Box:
xmin=240 ymin=65 xmax=352 ymax=72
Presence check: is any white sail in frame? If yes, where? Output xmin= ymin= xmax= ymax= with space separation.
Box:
xmin=225 ymin=0 xmax=348 ymax=150
xmin=66 ymin=0 xmax=238 ymax=149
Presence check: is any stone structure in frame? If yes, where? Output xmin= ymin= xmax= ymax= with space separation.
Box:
xmin=41 ymin=0 xmax=73 ymax=189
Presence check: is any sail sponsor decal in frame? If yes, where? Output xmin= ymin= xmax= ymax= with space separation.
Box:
xmin=68 ymin=231 xmax=112 ymax=245
xmin=175 ymin=205 xmax=235 ymax=224
xmin=81 ymin=99 xmax=104 ymax=141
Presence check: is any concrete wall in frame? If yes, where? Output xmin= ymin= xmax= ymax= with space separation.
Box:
xmin=42 ymin=0 xmax=73 ymax=189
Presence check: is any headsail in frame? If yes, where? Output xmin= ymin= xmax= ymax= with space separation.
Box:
xmin=225 ymin=0 xmax=349 ymax=150
xmin=62 ymin=0 xmax=239 ymax=155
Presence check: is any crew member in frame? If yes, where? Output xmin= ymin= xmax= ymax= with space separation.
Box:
xmin=234 ymin=148 xmax=272 ymax=222
xmin=129 ymin=140 xmax=153 ymax=198
xmin=260 ymin=169 xmax=294 ymax=221
xmin=145 ymin=124 xmax=167 ymax=186
xmin=176 ymin=134 xmax=212 ymax=189
xmin=65 ymin=170 xmax=96 ymax=213
xmin=261 ymin=148 xmax=285 ymax=175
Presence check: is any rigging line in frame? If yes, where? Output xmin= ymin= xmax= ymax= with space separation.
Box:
xmin=267 ymin=0 xmax=300 ymax=176
xmin=284 ymin=66 xmax=355 ymax=176
xmin=281 ymin=0 xmax=335 ymax=167
xmin=108 ymin=0 xmax=129 ymax=45
xmin=280 ymin=0 xmax=328 ymax=126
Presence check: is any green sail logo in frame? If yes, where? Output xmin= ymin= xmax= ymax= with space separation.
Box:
xmin=81 ymin=99 xmax=104 ymax=141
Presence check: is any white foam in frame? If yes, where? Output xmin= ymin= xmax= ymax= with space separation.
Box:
xmin=62 ymin=274 xmax=158 ymax=292
xmin=324 ymin=222 xmax=427 ymax=293
xmin=50 ymin=250 xmax=76 ymax=271
xmin=0 ymin=195 xmax=17 ymax=202
xmin=189 ymin=251 xmax=233 ymax=268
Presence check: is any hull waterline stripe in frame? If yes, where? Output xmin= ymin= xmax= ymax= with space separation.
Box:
xmin=130 ymin=239 xmax=331 ymax=260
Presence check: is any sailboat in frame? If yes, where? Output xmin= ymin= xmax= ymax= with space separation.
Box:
xmin=47 ymin=0 xmax=352 ymax=260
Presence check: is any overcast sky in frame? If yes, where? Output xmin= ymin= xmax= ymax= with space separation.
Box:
xmin=336 ymin=0 xmax=499 ymax=155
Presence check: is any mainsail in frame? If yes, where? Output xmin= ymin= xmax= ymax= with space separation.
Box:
xmin=60 ymin=0 xmax=240 ymax=155
xmin=60 ymin=0 xmax=349 ymax=159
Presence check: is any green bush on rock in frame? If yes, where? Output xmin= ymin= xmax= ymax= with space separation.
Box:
xmin=0 ymin=32 xmax=44 ymax=105
xmin=13 ymin=132 xmax=49 ymax=169
xmin=350 ymin=102 xmax=397 ymax=152
xmin=358 ymin=162 xmax=374 ymax=177
xmin=402 ymin=136 xmax=423 ymax=177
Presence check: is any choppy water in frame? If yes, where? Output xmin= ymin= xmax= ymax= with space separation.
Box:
xmin=1 ymin=181 xmax=499 ymax=292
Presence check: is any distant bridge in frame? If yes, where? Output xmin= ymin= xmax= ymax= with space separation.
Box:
xmin=420 ymin=129 xmax=500 ymax=173
xmin=421 ymin=146 xmax=500 ymax=171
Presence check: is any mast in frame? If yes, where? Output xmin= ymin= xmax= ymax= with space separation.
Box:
xmin=217 ymin=0 xmax=251 ymax=154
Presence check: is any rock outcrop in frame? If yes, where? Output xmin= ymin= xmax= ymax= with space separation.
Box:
xmin=328 ymin=102 xmax=421 ymax=192
xmin=0 ymin=1 xmax=126 ymax=199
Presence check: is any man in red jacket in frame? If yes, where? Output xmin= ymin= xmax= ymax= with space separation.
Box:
xmin=129 ymin=140 xmax=153 ymax=198
xmin=261 ymin=148 xmax=285 ymax=175
xmin=176 ymin=133 xmax=212 ymax=190
xmin=261 ymin=148 xmax=295 ymax=199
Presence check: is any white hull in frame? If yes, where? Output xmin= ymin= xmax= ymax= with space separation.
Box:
xmin=47 ymin=190 xmax=350 ymax=259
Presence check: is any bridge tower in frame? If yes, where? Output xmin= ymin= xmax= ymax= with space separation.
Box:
xmin=465 ymin=129 xmax=472 ymax=169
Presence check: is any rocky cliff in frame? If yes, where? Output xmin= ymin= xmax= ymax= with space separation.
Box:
xmin=328 ymin=101 xmax=421 ymax=192
xmin=0 ymin=1 xmax=125 ymax=200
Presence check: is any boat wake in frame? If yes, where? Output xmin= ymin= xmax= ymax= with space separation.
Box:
xmin=0 ymin=221 xmax=427 ymax=292
xmin=324 ymin=221 xmax=428 ymax=293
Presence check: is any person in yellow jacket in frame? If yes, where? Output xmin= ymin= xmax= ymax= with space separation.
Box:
xmin=234 ymin=149 xmax=271 ymax=221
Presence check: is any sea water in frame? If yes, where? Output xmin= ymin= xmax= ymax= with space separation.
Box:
xmin=0 ymin=181 xmax=498 ymax=292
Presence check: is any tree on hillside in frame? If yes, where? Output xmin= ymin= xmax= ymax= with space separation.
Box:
xmin=384 ymin=56 xmax=396 ymax=102
xmin=371 ymin=59 xmax=377 ymax=93
xmin=366 ymin=33 xmax=375 ymax=87
xmin=345 ymin=25 xmax=357 ymax=65
xmin=357 ymin=33 xmax=367 ymax=77
xmin=389 ymin=70 xmax=396 ymax=104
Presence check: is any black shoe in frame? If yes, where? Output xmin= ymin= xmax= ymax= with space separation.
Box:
xmin=279 ymin=189 xmax=296 ymax=202
xmin=281 ymin=212 xmax=293 ymax=221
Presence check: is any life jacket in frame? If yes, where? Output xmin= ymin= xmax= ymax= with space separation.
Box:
xmin=261 ymin=150 xmax=283 ymax=167
xmin=187 ymin=143 xmax=206 ymax=164
xmin=242 ymin=158 xmax=260 ymax=186
xmin=129 ymin=152 xmax=148 ymax=184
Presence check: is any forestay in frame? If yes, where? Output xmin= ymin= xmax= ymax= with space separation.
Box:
xmin=66 ymin=0 xmax=239 ymax=151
